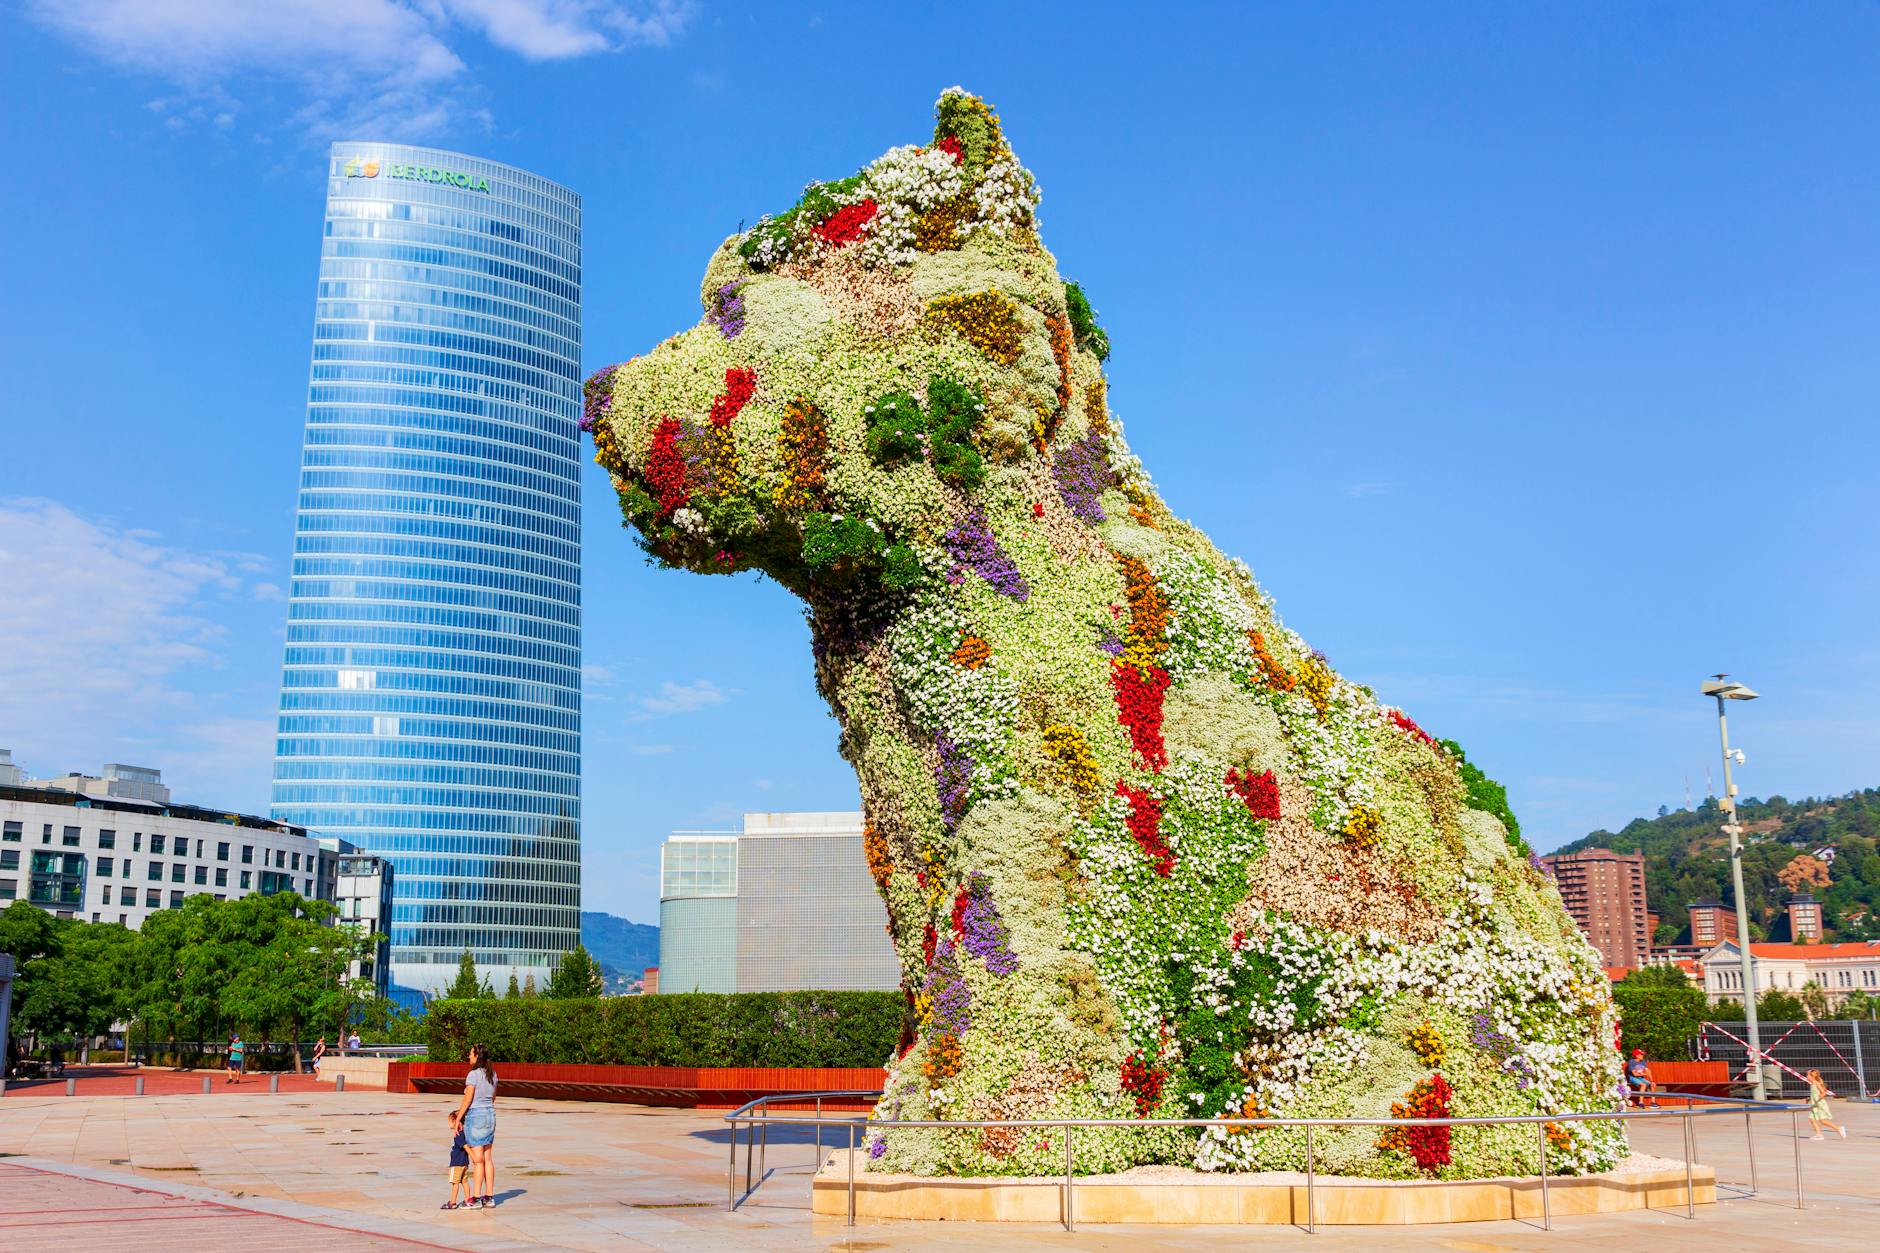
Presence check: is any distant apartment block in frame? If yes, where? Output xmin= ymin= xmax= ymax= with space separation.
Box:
xmin=1539 ymin=847 xmax=1649 ymax=969
xmin=658 ymin=812 xmax=900 ymax=994
xmin=1788 ymin=894 xmax=1824 ymax=943
xmin=322 ymin=837 xmax=396 ymax=999
xmin=1688 ymin=899 xmax=1739 ymax=948
xmin=1 ymin=763 xmax=333 ymax=924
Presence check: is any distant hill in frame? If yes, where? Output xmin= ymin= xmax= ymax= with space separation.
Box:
xmin=580 ymin=911 xmax=659 ymax=992
xmin=1554 ymin=788 xmax=1880 ymax=943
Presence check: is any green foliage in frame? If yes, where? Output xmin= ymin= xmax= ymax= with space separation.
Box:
xmin=546 ymin=945 xmax=605 ymax=999
xmin=1756 ymin=989 xmax=1808 ymax=1021
xmin=1619 ymin=964 xmax=1692 ymax=988
xmin=862 ymin=376 xmax=987 ymax=491
xmin=1611 ymin=978 xmax=1707 ymax=1059
xmin=424 ymin=991 xmax=904 ymax=1067
xmin=446 ymin=947 xmax=485 ymax=999
xmin=1063 ymin=281 xmax=1110 ymax=361
xmin=933 ymin=92 xmax=998 ymax=177
xmin=1438 ymin=739 xmax=1524 ymax=851
xmin=1555 ymin=788 xmax=1880 ymax=944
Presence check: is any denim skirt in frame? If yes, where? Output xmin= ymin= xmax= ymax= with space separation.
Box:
xmin=463 ymin=1106 xmax=496 ymax=1147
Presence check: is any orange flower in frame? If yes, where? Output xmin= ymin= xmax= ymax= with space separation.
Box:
xmin=950 ymin=635 xmax=992 ymax=669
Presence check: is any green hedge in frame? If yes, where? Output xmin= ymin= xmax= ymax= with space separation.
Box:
xmin=425 ymin=992 xmax=904 ymax=1068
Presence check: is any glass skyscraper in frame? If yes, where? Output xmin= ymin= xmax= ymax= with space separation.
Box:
xmin=272 ymin=143 xmax=582 ymax=996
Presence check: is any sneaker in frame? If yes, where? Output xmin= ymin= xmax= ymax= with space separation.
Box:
xmin=1838 ymin=1127 xmax=1847 ymax=1139
xmin=1811 ymin=1134 xmax=1825 ymax=1141
xmin=440 ymin=1201 xmax=458 ymax=1211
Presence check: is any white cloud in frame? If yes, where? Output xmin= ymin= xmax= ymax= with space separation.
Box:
xmin=0 ymin=500 xmax=268 ymax=787
xmin=630 ymin=744 xmax=674 ymax=755
xmin=27 ymin=0 xmax=692 ymax=139
xmin=252 ymin=581 xmax=287 ymax=602
xmin=635 ymin=678 xmax=730 ymax=717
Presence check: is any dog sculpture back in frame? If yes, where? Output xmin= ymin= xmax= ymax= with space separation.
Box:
xmin=587 ymin=89 xmax=1625 ymax=1179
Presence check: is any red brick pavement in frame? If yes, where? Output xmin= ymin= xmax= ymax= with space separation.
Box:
xmin=0 ymin=1162 xmax=453 ymax=1252
xmin=3 ymin=1064 xmax=331 ymax=1098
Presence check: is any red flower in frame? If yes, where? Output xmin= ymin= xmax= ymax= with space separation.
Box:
xmin=1115 ymin=780 xmax=1173 ymax=876
xmin=1389 ymin=710 xmax=1438 ymax=749
xmin=951 ymin=885 xmax=969 ymax=936
xmin=921 ymin=923 xmax=938 ymax=966
xmin=1120 ymin=1050 xmax=1168 ymax=1117
xmin=936 ymin=135 xmax=964 ymax=165
xmin=813 ymin=199 xmax=878 ymax=248
xmin=1111 ymin=663 xmax=1171 ymax=772
xmin=1033 ymin=502 xmax=1045 ymax=518
xmin=1225 ymin=767 xmax=1281 ymax=820
xmin=709 ymin=366 xmax=757 ymax=428
xmin=646 ymin=417 xmax=689 ymax=517
xmin=1230 ymin=928 xmax=1245 ymax=949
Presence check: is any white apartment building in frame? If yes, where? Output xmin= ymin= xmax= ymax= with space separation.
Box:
xmin=1701 ymin=940 xmax=1880 ymax=1005
xmin=1 ymin=762 xmax=334 ymax=925
xmin=322 ymin=836 xmax=396 ymax=999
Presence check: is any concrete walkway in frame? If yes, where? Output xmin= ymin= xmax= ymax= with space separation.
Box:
xmin=2 ymin=1087 xmax=1875 ymax=1250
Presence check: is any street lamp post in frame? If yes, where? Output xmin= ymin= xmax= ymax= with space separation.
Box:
xmin=1702 ymin=675 xmax=1764 ymax=1098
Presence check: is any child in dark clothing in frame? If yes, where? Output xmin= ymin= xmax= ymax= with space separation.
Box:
xmin=442 ymin=1120 xmax=471 ymax=1209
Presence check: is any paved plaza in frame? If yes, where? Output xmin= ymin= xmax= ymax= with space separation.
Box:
xmin=1 ymin=1082 xmax=1876 ymax=1251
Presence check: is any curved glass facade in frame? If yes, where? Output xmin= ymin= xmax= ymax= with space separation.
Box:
xmin=272 ymin=144 xmax=581 ymax=995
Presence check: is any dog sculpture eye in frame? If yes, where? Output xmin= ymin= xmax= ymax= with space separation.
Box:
xmin=585 ymin=88 xmax=1625 ymax=1184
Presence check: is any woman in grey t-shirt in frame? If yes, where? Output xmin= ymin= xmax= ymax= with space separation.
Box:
xmin=449 ymin=1044 xmax=498 ymax=1208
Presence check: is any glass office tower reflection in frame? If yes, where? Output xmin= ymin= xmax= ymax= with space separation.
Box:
xmin=271 ymin=144 xmax=581 ymax=996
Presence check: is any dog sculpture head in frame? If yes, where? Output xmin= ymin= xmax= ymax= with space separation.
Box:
xmin=585 ymin=88 xmax=1125 ymax=615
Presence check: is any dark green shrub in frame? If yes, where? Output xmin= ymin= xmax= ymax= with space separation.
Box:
xmin=1439 ymin=739 xmax=1525 ymax=852
xmin=1063 ymin=281 xmax=1110 ymax=361
xmin=1611 ymin=979 xmax=1707 ymax=1060
xmin=864 ymin=391 xmax=928 ymax=465
xmin=425 ymin=991 xmax=903 ymax=1067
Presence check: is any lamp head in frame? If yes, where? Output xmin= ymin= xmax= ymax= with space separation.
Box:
xmin=1700 ymin=676 xmax=1759 ymax=701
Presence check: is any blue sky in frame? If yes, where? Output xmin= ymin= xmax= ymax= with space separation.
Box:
xmin=2 ymin=3 xmax=1877 ymax=923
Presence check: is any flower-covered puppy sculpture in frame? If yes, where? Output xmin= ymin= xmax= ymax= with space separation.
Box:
xmin=587 ymin=89 xmax=1626 ymax=1180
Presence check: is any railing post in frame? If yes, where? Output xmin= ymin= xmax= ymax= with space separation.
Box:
xmin=1791 ymin=1107 xmax=1805 ymax=1210
xmin=728 ymin=1114 xmax=737 ymax=1208
xmin=847 ymin=1120 xmax=857 ymax=1227
xmin=815 ymin=1096 xmax=822 ymax=1166
xmin=745 ymin=1108 xmax=754 ymax=1199
xmin=1745 ymin=1106 xmax=1758 ymax=1193
xmin=1304 ymin=1123 xmax=1316 ymax=1234
xmin=1683 ymin=1111 xmax=1696 ymax=1219
xmin=1853 ymin=1019 xmax=1869 ymax=1100
xmin=759 ymin=1103 xmax=768 ymax=1180
xmin=1063 ymin=1125 xmax=1074 ymax=1232
xmin=1536 ymin=1120 xmax=1550 ymax=1230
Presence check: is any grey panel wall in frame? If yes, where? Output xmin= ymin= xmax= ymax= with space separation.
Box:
xmin=658 ymin=896 xmax=737 ymax=993
xmin=733 ymin=832 xmax=899 ymax=992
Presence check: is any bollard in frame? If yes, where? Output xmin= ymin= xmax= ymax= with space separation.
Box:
xmin=202 ymin=1076 xmax=211 ymax=1095
xmin=135 ymin=1075 xmax=145 ymax=1096
xmin=335 ymin=1073 xmax=346 ymax=1093
xmin=269 ymin=1074 xmax=280 ymax=1093
xmin=66 ymin=1077 xmax=77 ymax=1096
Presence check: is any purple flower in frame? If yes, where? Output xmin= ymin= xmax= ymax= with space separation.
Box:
xmin=923 ymin=939 xmax=972 ymax=1034
xmin=958 ymin=873 xmax=1018 ymax=976
xmin=1096 ymin=631 xmax=1124 ymax=657
xmin=581 ymin=364 xmax=621 ymax=433
xmin=934 ymin=730 xmax=972 ymax=835
xmin=867 ymin=1135 xmax=887 ymax=1159
xmin=942 ymin=508 xmax=1029 ymax=601
xmin=1470 ymin=1012 xmax=1535 ymax=1091
xmin=1052 ymin=430 xmax=1111 ymax=523
xmin=708 ymin=282 xmax=746 ymax=339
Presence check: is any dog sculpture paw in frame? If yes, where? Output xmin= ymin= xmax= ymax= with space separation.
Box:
xmin=587 ymin=89 xmax=1626 ymax=1179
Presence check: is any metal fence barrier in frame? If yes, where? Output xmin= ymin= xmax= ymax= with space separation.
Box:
xmin=1694 ymin=1020 xmax=1879 ymax=1099
xmin=723 ymin=1090 xmax=1806 ymax=1233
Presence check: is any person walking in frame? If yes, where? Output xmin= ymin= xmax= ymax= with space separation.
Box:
xmin=311 ymin=1036 xmax=327 ymax=1077
xmin=448 ymin=1044 xmax=499 ymax=1208
xmin=226 ymin=1034 xmax=245 ymax=1085
xmin=1805 ymin=1068 xmax=1847 ymax=1140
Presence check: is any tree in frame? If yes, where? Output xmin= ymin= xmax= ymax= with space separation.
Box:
xmin=1841 ymin=989 xmax=1880 ymax=1021
xmin=506 ymin=972 xmax=521 ymax=999
xmin=1757 ymin=989 xmax=1808 ymax=1021
xmin=546 ymin=945 xmax=604 ymax=999
xmin=1619 ymin=964 xmax=1691 ymax=988
xmin=220 ymin=893 xmax=373 ymax=1072
xmin=1612 ymin=977 xmax=1708 ymax=1059
xmin=522 ymin=974 xmax=537 ymax=998
xmin=445 ymin=948 xmax=482 ymax=999
xmin=1798 ymin=980 xmax=1831 ymax=1021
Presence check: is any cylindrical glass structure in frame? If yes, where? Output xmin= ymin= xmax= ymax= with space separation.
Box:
xmin=271 ymin=143 xmax=582 ymax=996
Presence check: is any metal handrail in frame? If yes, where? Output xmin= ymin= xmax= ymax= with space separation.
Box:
xmin=723 ymin=1089 xmax=1808 ymax=1232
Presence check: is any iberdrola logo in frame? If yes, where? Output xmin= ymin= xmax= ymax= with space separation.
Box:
xmin=341 ymin=156 xmax=381 ymax=178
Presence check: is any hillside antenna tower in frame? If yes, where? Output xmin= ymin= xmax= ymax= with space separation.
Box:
xmin=1684 ymin=775 xmax=1692 ymax=810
